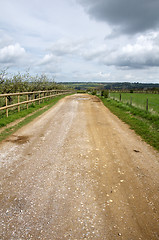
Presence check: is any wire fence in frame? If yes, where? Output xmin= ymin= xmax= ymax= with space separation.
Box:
xmin=109 ymin=92 xmax=159 ymax=115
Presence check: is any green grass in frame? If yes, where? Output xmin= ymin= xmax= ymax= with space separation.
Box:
xmin=109 ymin=92 xmax=159 ymax=114
xmin=0 ymin=94 xmax=70 ymax=142
xmin=100 ymin=97 xmax=159 ymax=151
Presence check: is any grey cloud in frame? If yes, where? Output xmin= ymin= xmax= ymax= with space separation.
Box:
xmin=78 ymin=0 xmax=159 ymax=34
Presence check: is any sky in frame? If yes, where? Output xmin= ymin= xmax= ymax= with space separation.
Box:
xmin=0 ymin=0 xmax=159 ymax=83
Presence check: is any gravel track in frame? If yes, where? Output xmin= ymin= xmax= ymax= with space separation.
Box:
xmin=0 ymin=94 xmax=159 ymax=240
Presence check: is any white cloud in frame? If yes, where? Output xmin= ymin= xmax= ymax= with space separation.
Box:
xmin=35 ymin=53 xmax=61 ymax=75
xmin=95 ymin=72 xmax=111 ymax=79
xmin=103 ymin=32 xmax=159 ymax=68
xmin=0 ymin=43 xmax=26 ymax=64
xmin=38 ymin=54 xmax=58 ymax=65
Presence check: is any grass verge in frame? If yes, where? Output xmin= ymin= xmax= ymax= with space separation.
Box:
xmin=100 ymin=97 xmax=159 ymax=151
xmin=0 ymin=94 xmax=70 ymax=142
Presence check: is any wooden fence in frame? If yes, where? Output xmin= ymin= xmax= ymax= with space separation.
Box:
xmin=0 ymin=90 xmax=72 ymax=117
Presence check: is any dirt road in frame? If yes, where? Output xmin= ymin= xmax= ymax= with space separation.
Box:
xmin=0 ymin=94 xmax=159 ymax=240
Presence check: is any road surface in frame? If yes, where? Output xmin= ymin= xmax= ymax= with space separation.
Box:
xmin=0 ymin=94 xmax=159 ymax=240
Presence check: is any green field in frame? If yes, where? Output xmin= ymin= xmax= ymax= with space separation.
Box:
xmin=109 ymin=92 xmax=159 ymax=114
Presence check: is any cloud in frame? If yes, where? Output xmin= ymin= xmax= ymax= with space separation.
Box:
xmin=72 ymin=71 xmax=111 ymax=82
xmin=0 ymin=43 xmax=26 ymax=65
xmin=35 ymin=53 xmax=61 ymax=74
xmin=80 ymin=32 xmax=159 ymax=69
xmin=48 ymin=39 xmax=86 ymax=56
xmin=78 ymin=0 xmax=159 ymax=34
xmin=82 ymin=46 xmax=107 ymax=61
xmin=0 ymin=30 xmax=13 ymax=48
xmin=38 ymin=54 xmax=58 ymax=65
xmin=103 ymin=32 xmax=159 ymax=68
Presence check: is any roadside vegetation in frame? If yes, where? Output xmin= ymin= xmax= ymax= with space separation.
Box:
xmin=98 ymin=93 xmax=159 ymax=151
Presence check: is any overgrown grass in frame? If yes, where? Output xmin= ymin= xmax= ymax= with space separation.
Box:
xmin=0 ymin=94 xmax=70 ymax=142
xmin=100 ymin=97 xmax=159 ymax=151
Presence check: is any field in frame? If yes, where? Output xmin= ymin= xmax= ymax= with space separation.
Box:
xmin=109 ymin=92 xmax=159 ymax=114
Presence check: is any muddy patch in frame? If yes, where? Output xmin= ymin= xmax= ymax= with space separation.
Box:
xmin=6 ymin=135 xmax=30 ymax=144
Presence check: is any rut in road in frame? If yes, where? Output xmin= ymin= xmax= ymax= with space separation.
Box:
xmin=0 ymin=94 xmax=159 ymax=240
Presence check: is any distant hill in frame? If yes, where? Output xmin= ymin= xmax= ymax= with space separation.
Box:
xmin=58 ymin=82 xmax=159 ymax=92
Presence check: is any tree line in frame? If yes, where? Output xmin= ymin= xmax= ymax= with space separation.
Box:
xmin=0 ymin=69 xmax=66 ymax=94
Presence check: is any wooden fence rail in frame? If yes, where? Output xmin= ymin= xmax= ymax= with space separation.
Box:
xmin=0 ymin=90 xmax=72 ymax=117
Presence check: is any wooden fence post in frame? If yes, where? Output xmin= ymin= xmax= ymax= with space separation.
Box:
xmin=27 ymin=95 xmax=29 ymax=109
xmin=43 ymin=93 xmax=45 ymax=103
xmin=130 ymin=97 xmax=132 ymax=105
xmin=18 ymin=95 xmax=20 ymax=112
xmin=6 ymin=97 xmax=8 ymax=117
xmin=120 ymin=93 xmax=121 ymax=101
xmin=33 ymin=94 xmax=35 ymax=104
xmin=146 ymin=98 xmax=148 ymax=111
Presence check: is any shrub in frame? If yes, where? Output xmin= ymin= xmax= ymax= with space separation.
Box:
xmin=101 ymin=90 xmax=109 ymax=98
xmin=92 ymin=90 xmax=97 ymax=95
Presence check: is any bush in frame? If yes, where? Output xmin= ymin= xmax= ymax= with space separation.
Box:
xmin=101 ymin=90 xmax=104 ymax=96
xmin=101 ymin=90 xmax=109 ymax=98
xmin=92 ymin=90 xmax=97 ymax=95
